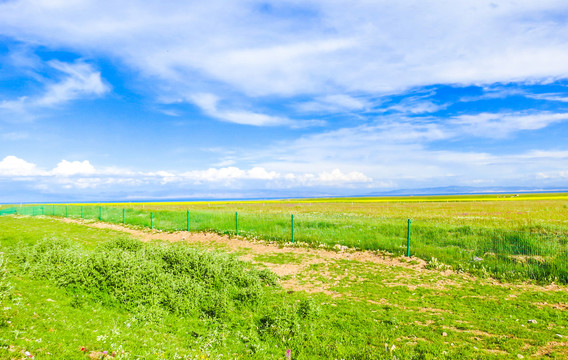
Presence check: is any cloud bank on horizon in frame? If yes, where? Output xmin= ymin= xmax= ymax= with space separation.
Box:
xmin=1 ymin=0 xmax=568 ymax=201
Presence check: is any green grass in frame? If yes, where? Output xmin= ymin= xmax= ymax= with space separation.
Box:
xmin=6 ymin=198 xmax=568 ymax=284
xmin=0 ymin=216 xmax=567 ymax=358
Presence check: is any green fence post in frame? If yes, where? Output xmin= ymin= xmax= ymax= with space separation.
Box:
xmin=81 ymin=206 xmax=84 ymax=219
xmin=291 ymin=214 xmax=295 ymax=243
xmin=151 ymin=212 xmax=154 ymax=230
xmin=236 ymin=212 xmax=239 ymax=236
xmin=99 ymin=206 xmax=102 ymax=221
xmin=65 ymin=205 xmax=68 ymax=218
xmin=122 ymin=208 xmax=125 ymax=224
xmin=41 ymin=206 xmax=44 ymax=215
xmin=186 ymin=210 xmax=190 ymax=232
xmin=407 ymin=218 xmax=412 ymax=257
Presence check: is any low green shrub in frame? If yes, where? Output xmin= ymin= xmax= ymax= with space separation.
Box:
xmin=14 ymin=237 xmax=278 ymax=319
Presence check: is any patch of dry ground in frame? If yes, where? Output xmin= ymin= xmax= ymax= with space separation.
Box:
xmin=534 ymin=341 xmax=568 ymax=357
xmin=58 ymin=217 xmax=430 ymax=281
xmin=55 ymin=218 xmax=568 ymax=294
xmin=59 ymin=218 xmax=454 ymax=296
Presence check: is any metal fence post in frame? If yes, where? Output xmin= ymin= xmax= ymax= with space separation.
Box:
xmin=407 ymin=218 xmax=412 ymax=257
xmin=291 ymin=214 xmax=295 ymax=243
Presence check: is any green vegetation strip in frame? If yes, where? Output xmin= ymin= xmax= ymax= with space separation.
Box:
xmin=4 ymin=202 xmax=568 ymax=284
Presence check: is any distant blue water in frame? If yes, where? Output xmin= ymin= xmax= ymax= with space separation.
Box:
xmin=3 ymin=188 xmax=567 ymax=205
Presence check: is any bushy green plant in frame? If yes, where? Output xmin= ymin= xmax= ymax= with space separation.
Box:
xmin=15 ymin=237 xmax=279 ymax=320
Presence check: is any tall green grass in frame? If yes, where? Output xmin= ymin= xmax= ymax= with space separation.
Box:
xmin=6 ymin=204 xmax=568 ymax=283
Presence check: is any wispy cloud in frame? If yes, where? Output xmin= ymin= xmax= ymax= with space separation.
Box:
xmin=526 ymin=93 xmax=568 ymax=103
xmin=242 ymin=109 xmax=568 ymax=187
xmin=35 ymin=60 xmax=109 ymax=107
xmin=382 ymin=95 xmax=447 ymax=115
xmin=189 ymin=93 xmax=323 ymax=127
xmin=0 ymin=60 xmax=109 ymax=119
xmin=295 ymin=94 xmax=367 ymax=113
xmin=451 ymin=112 xmax=568 ymax=138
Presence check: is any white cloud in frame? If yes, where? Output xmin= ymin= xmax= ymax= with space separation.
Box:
xmin=0 ymin=155 xmax=375 ymax=192
xmin=0 ymin=60 xmax=109 ymax=118
xmin=2 ymin=1 xmax=568 ymax=100
xmin=280 ymin=169 xmax=373 ymax=186
xmin=51 ymin=160 xmax=96 ymax=176
xmin=0 ymin=97 xmax=27 ymax=112
xmin=248 ymin=167 xmax=280 ymax=180
xmin=0 ymin=155 xmax=41 ymax=176
xmin=179 ymin=166 xmax=280 ymax=182
xmin=35 ymin=60 xmax=109 ymax=107
xmin=240 ymin=109 xmax=568 ymax=188
xmin=189 ymin=93 xmax=322 ymax=127
xmin=526 ymin=93 xmax=568 ymax=103
xmin=180 ymin=167 xmax=246 ymax=182
xmin=451 ymin=112 xmax=568 ymax=138
xmin=384 ymin=96 xmax=446 ymax=115
xmin=316 ymin=169 xmax=371 ymax=184
xmin=536 ymin=170 xmax=568 ymax=180
xmin=295 ymin=94 xmax=367 ymax=113
xmin=189 ymin=93 xmax=287 ymax=126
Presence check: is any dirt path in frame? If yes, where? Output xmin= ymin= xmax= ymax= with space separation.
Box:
xmin=58 ymin=217 xmax=429 ymax=275
xmin=57 ymin=218 xmax=566 ymax=294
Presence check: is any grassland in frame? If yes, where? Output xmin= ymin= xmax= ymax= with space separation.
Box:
xmin=0 ymin=215 xmax=567 ymax=359
xmin=5 ymin=194 xmax=568 ymax=284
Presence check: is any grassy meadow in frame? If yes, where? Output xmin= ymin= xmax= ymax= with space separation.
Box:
xmin=6 ymin=193 xmax=568 ymax=283
xmin=0 ymin=215 xmax=567 ymax=359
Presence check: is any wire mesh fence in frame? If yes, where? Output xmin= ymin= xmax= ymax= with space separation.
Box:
xmin=2 ymin=205 xmax=567 ymax=283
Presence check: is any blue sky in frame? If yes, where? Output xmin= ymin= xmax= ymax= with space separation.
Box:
xmin=1 ymin=0 xmax=568 ymax=202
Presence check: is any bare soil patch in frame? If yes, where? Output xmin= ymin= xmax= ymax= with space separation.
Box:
xmin=55 ymin=218 xmax=450 ymax=293
xmin=54 ymin=218 xmax=568 ymax=296
xmin=59 ymin=218 xmax=429 ymax=271
xmin=534 ymin=341 xmax=568 ymax=357
xmin=534 ymin=302 xmax=568 ymax=311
